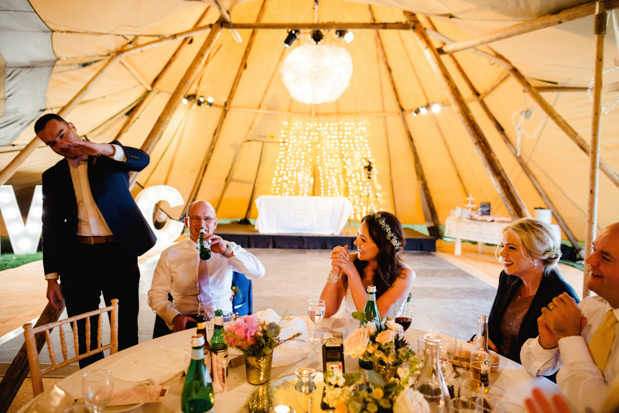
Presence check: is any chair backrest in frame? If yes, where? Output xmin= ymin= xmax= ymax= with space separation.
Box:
xmin=23 ymin=298 xmax=119 ymax=396
xmin=232 ymin=271 xmax=252 ymax=316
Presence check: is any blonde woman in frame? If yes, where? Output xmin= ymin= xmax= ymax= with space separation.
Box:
xmin=487 ymin=218 xmax=578 ymax=363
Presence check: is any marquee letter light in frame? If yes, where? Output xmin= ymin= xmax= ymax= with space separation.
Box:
xmin=136 ymin=185 xmax=185 ymax=247
xmin=0 ymin=185 xmax=43 ymax=254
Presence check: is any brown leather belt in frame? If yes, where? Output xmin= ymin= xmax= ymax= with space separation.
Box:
xmin=76 ymin=235 xmax=116 ymax=245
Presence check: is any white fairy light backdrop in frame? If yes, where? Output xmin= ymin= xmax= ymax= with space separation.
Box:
xmin=271 ymin=117 xmax=382 ymax=220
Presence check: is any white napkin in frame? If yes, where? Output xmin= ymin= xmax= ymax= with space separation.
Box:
xmin=19 ymin=384 xmax=74 ymax=413
xmin=107 ymin=346 xmax=188 ymax=385
xmin=253 ymin=309 xmax=312 ymax=367
xmin=253 ymin=308 xmax=281 ymax=324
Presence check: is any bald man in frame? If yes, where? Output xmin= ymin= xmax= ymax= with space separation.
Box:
xmin=148 ymin=201 xmax=265 ymax=332
xmin=521 ymin=222 xmax=619 ymax=413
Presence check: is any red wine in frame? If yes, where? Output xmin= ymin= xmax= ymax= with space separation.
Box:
xmin=395 ymin=316 xmax=411 ymax=331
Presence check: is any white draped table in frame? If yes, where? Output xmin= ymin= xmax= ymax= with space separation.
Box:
xmin=444 ymin=217 xmax=510 ymax=255
xmin=38 ymin=318 xmax=560 ymax=412
xmin=254 ymin=196 xmax=353 ymax=235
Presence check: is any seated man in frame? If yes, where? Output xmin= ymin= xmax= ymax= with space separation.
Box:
xmin=148 ymin=200 xmax=265 ymax=332
xmin=520 ymin=222 xmax=619 ymax=413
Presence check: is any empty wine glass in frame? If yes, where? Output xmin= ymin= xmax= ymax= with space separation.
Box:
xmin=307 ymin=299 xmax=325 ymax=344
xmin=439 ymin=335 xmax=457 ymax=366
xmin=82 ymin=369 xmax=113 ymax=413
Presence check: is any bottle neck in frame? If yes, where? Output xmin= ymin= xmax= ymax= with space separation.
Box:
xmin=191 ymin=346 xmax=205 ymax=361
xmin=424 ymin=341 xmax=440 ymax=365
xmin=367 ymin=292 xmax=376 ymax=302
xmin=475 ymin=319 xmax=489 ymax=351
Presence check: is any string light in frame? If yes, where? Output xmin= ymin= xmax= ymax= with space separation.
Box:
xmin=271 ymin=117 xmax=382 ymax=220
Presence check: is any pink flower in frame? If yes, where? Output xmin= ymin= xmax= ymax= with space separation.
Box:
xmin=224 ymin=315 xmax=270 ymax=351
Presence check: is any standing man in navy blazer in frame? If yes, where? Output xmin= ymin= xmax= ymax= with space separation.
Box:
xmin=35 ymin=113 xmax=156 ymax=367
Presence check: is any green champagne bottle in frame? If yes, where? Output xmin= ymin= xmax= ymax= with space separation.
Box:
xmin=181 ymin=334 xmax=215 ymax=413
xmin=359 ymin=285 xmax=380 ymax=370
xmin=361 ymin=285 xmax=380 ymax=326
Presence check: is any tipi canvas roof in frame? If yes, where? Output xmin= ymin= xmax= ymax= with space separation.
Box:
xmin=0 ymin=0 xmax=618 ymax=246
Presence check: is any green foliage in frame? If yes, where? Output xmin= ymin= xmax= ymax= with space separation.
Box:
xmin=0 ymin=252 xmax=43 ymax=271
xmin=352 ymin=311 xmax=367 ymax=322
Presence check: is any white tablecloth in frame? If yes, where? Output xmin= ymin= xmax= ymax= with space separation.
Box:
xmin=45 ymin=318 xmax=560 ymax=412
xmin=254 ymin=196 xmax=353 ymax=235
xmin=445 ymin=217 xmax=560 ymax=256
xmin=445 ymin=217 xmax=509 ymax=245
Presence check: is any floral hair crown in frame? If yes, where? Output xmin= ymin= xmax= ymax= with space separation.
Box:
xmin=372 ymin=212 xmax=401 ymax=250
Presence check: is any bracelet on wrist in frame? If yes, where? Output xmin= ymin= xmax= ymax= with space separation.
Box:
xmin=223 ymin=243 xmax=233 ymax=257
xmin=327 ymin=270 xmax=341 ymax=283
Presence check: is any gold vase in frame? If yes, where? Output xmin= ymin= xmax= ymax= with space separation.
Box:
xmin=246 ymin=383 xmax=274 ymax=413
xmin=374 ymin=362 xmax=398 ymax=381
xmin=245 ymin=353 xmax=273 ymax=385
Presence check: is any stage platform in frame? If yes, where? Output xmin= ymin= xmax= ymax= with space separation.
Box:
xmin=216 ymin=223 xmax=436 ymax=252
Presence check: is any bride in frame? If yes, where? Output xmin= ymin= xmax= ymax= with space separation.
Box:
xmin=320 ymin=211 xmax=416 ymax=319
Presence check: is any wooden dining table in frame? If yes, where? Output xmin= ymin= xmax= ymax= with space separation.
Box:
xmin=32 ymin=317 xmax=561 ymax=412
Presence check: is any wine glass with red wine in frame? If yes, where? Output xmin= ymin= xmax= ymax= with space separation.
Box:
xmin=395 ymin=306 xmax=413 ymax=331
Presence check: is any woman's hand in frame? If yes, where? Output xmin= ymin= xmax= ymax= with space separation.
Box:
xmin=330 ymin=245 xmax=354 ymax=275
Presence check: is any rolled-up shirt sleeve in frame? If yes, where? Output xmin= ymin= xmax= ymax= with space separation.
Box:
xmin=227 ymin=243 xmax=265 ymax=280
xmin=556 ymin=335 xmax=608 ymax=413
xmin=520 ymin=336 xmax=562 ymax=376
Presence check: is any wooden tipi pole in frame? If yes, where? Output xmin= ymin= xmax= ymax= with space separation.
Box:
xmin=491 ymin=51 xmax=619 ymax=188
xmin=583 ymin=1 xmax=607 ymax=297
xmin=426 ymin=26 xmax=619 ymax=188
xmin=137 ymin=20 xmax=223 ymax=158
xmin=426 ymin=18 xmax=582 ymax=253
xmin=215 ymin=47 xmax=287 ymax=212
xmin=370 ymin=7 xmax=442 ymax=237
xmin=0 ymin=54 xmax=121 ymax=185
xmin=440 ymin=0 xmax=619 ymax=55
xmin=186 ymin=1 xmax=268 ymax=207
xmin=459 ymin=56 xmax=581 ymax=252
xmin=0 ymin=22 xmax=221 ymax=185
xmin=405 ymin=12 xmax=529 ymax=219
xmin=114 ymin=8 xmax=211 ymax=142
xmin=129 ymin=20 xmax=222 ymax=187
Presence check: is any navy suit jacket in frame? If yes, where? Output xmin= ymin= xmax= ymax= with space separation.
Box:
xmin=487 ymin=269 xmax=579 ymax=363
xmin=41 ymin=141 xmax=157 ymax=276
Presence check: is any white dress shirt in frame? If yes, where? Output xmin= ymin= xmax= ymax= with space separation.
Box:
xmin=520 ymin=296 xmax=619 ymax=413
xmin=68 ymin=144 xmax=126 ymax=236
xmin=148 ymin=238 xmax=265 ymax=328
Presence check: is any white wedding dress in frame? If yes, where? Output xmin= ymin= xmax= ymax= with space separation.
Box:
xmin=342 ymin=287 xmax=408 ymax=319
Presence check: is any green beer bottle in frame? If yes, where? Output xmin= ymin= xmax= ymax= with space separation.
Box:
xmin=198 ymin=228 xmax=211 ymax=260
xmin=181 ymin=334 xmax=214 ymax=412
xmin=210 ymin=309 xmax=228 ymax=386
xmin=195 ymin=303 xmax=211 ymax=371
